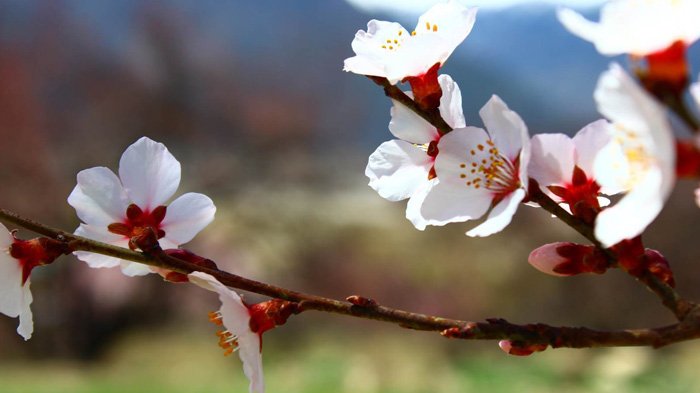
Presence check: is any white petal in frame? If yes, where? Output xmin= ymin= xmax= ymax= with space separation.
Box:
xmin=467 ymin=188 xmax=526 ymax=237
xmin=594 ymin=63 xmax=675 ymax=213
xmin=479 ymin=95 xmax=527 ymax=160
xmin=529 ymin=133 xmax=575 ymax=188
xmin=594 ymin=167 xmax=665 ymax=247
xmin=188 ymin=272 xmax=264 ymax=393
xmin=68 ymin=167 xmax=129 ymax=226
xmin=572 ymin=119 xmax=613 ymax=176
xmin=73 ymin=224 xmax=128 ymax=269
xmin=119 ymin=261 xmax=154 ymax=277
xmin=238 ymin=331 xmax=265 ymax=393
xmin=344 ymin=20 xmax=411 ymax=84
xmin=438 ymin=74 xmax=466 ymax=129
xmin=188 ymin=272 xmax=251 ymax=334
xmin=557 ymin=8 xmax=601 ymax=48
xmin=0 ymin=224 xmax=33 ymax=341
xmin=160 ymin=193 xmax=216 ymax=245
xmin=415 ymin=1 xmax=477 ymax=61
xmin=388 ymin=97 xmax=438 ymax=144
xmin=0 ymin=252 xmax=33 ymax=340
xmin=419 ymin=182 xmax=492 ymax=226
xmin=119 ymin=137 xmax=181 ymax=211
xmin=405 ymin=179 xmax=437 ymax=230
xmin=16 ymin=280 xmax=34 ymax=340
xmin=366 ymin=140 xmax=432 ymax=202
xmin=592 ymin=139 xmax=630 ymax=196
xmin=559 ymin=2 xmax=700 ymax=56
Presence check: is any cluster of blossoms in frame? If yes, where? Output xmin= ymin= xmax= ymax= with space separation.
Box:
xmin=347 ymin=0 xmax=697 ymax=295
xmin=348 ymin=0 xmax=682 ymax=247
xmin=1 ymin=0 xmax=700 ymax=388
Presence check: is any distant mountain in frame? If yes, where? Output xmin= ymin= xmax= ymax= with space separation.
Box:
xmin=2 ymin=0 xmax=698 ymax=149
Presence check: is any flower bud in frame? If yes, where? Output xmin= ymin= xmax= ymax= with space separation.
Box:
xmin=498 ymin=340 xmax=547 ymax=356
xmin=644 ymin=249 xmax=675 ymax=287
xmin=528 ymin=242 xmax=609 ymax=276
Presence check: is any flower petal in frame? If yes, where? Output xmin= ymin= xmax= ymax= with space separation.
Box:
xmin=594 ymin=167 xmax=665 ymax=247
xmin=119 ymin=137 xmax=181 ymax=211
xmin=366 ymin=140 xmax=432 ymax=202
xmin=188 ymin=272 xmax=264 ymax=393
xmin=68 ymin=167 xmax=129 ymax=226
xmin=415 ymin=0 xmax=477 ymax=61
xmin=529 ymin=133 xmax=575 ymax=188
xmin=479 ymin=95 xmax=527 ymax=161
xmin=559 ymin=2 xmax=700 ymax=56
xmin=593 ymin=64 xmax=675 ymax=234
xmin=572 ymin=119 xmax=613 ymax=177
xmin=438 ymin=74 xmax=466 ymax=129
xmin=467 ymin=188 xmax=526 ymax=237
xmin=73 ymin=224 xmax=128 ymax=269
xmin=388 ymin=97 xmax=438 ymax=144
xmin=343 ymin=20 xmax=411 ymax=84
xmin=419 ymin=182 xmax=492 ymax=226
xmin=160 ymin=193 xmax=216 ymax=245
xmin=0 ymin=255 xmax=33 ymax=340
xmin=405 ymin=179 xmax=438 ymax=230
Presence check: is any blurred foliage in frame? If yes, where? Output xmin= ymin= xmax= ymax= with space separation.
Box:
xmin=2 ymin=1 xmax=700 ymax=392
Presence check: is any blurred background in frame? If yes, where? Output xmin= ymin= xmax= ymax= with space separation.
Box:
xmin=1 ymin=0 xmax=700 ymax=392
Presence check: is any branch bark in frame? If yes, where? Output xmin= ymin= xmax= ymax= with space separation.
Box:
xmin=3 ymin=206 xmax=700 ymax=352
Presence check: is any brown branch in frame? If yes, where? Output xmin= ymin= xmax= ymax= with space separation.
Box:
xmin=368 ymin=76 xmax=453 ymax=135
xmin=3 ymin=206 xmax=700 ymax=351
xmin=526 ymin=183 xmax=692 ymax=320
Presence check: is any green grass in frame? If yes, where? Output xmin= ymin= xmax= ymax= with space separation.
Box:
xmin=3 ymin=329 xmax=700 ymax=393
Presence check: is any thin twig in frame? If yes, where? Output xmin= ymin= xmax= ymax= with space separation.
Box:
xmin=3 ymin=207 xmax=700 ymax=351
xmin=368 ymin=76 xmax=453 ymax=135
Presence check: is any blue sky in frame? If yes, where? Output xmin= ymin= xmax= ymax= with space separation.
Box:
xmin=345 ymin=0 xmax=605 ymax=14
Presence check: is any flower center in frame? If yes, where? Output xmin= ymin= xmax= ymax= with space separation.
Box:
xmin=209 ymin=311 xmax=240 ymax=357
xmin=380 ymin=29 xmax=405 ymax=51
xmin=108 ymin=204 xmax=167 ymax=249
xmin=458 ymin=138 xmax=520 ymax=198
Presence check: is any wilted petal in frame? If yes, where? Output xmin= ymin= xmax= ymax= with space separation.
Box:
xmin=188 ymin=272 xmax=264 ymax=393
xmin=161 ymin=193 xmax=216 ymax=245
xmin=119 ymin=137 xmax=181 ymax=211
xmin=68 ymin=167 xmax=129 ymax=226
xmin=366 ymin=140 xmax=432 ymax=202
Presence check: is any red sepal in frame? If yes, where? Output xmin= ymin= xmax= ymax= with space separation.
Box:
xmin=404 ymin=63 xmax=442 ymax=112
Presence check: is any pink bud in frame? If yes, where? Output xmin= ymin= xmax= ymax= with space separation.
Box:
xmin=498 ymin=340 xmax=512 ymax=353
xmin=528 ymin=242 xmax=572 ymax=276
xmin=498 ymin=340 xmax=548 ymax=356
xmin=529 ymin=242 xmax=610 ymax=276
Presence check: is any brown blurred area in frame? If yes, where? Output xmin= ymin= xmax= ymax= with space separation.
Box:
xmin=2 ymin=1 xmax=700 ymax=391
